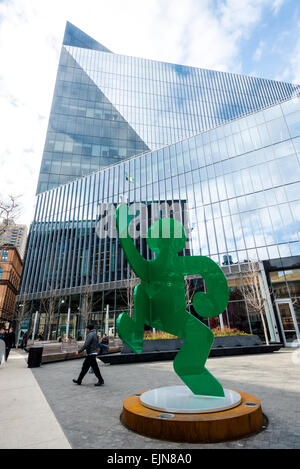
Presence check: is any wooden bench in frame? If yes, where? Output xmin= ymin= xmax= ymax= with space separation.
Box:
xmin=26 ymin=340 xmax=85 ymax=363
xmin=25 ymin=338 xmax=122 ymax=363
xmin=98 ymin=338 xmax=123 ymax=355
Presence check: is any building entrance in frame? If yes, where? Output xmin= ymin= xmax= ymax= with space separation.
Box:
xmin=275 ymin=299 xmax=300 ymax=347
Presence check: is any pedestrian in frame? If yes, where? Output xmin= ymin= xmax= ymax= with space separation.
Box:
xmin=5 ymin=327 xmax=15 ymax=360
xmin=3 ymin=329 xmax=9 ymax=361
xmin=99 ymin=333 xmax=109 ymax=355
xmin=0 ymin=326 xmax=5 ymax=341
xmin=22 ymin=332 xmax=28 ymax=349
xmin=0 ymin=326 xmax=5 ymax=365
xmin=73 ymin=324 xmax=104 ymax=387
xmin=101 ymin=333 xmax=109 ymax=345
xmin=89 ymin=331 xmax=101 ymax=373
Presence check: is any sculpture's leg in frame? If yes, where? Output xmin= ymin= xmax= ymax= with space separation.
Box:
xmin=173 ymin=312 xmax=224 ymax=397
xmin=117 ymin=285 xmax=146 ymax=354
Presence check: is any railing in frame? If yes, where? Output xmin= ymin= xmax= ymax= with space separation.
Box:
xmin=16 ymin=261 xmax=262 ymax=302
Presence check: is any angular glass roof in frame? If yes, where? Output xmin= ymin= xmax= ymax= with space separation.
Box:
xmin=63 ymin=21 xmax=112 ymax=53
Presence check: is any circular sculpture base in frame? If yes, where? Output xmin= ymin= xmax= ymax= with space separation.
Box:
xmin=122 ymin=389 xmax=264 ymax=443
xmin=140 ymin=386 xmax=241 ymax=414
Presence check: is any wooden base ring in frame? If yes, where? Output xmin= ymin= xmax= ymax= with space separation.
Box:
xmin=121 ymin=390 xmax=265 ymax=443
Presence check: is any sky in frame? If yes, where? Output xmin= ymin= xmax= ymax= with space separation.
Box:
xmin=0 ymin=0 xmax=299 ymax=227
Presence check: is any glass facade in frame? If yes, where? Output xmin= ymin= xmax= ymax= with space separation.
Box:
xmin=36 ymin=22 xmax=299 ymax=194
xmin=20 ymin=92 xmax=300 ymax=343
xmin=20 ymin=22 xmax=300 ymax=343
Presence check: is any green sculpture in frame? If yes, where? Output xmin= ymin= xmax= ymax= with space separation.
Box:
xmin=116 ymin=204 xmax=229 ymax=397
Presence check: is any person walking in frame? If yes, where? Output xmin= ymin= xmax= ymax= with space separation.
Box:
xmin=0 ymin=326 xmax=5 ymax=341
xmin=3 ymin=329 xmax=9 ymax=361
xmin=5 ymin=327 xmax=15 ymax=361
xmin=21 ymin=331 xmax=28 ymax=349
xmin=73 ymin=324 xmax=104 ymax=387
xmin=0 ymin=326 xmax=5 ymax=365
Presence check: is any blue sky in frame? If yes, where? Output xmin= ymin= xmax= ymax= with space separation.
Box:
xmin=237 ymin=0 xmax=300 ymax=80
xmin=0 ymin=0 xmax=299 ymax=226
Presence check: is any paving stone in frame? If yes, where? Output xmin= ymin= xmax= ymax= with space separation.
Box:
xmin=30 ymin=349 xmax=300 ymax=449
xmin=0 ymin=351 xmax=71 ymax=449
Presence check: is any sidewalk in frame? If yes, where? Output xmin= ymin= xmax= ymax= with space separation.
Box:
xmin=33 ymin=348 xmax=300 ymax=449
xmin=0 ymin=349 xmax=71 ymax=449
xmin=0 ymin=348 xmax=299 ymax=449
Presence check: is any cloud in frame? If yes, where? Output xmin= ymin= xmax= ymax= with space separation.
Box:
xmin=253 ymin=40 xmax=265 ymax=62
xmin=275 ymin=36 xmax=300 ymax=85
xmin=287 ymin=37 xmax=300 ymax=84
xmin=0 ymin=0 xmax=290 ymax=227
xmin=272 ymin=0 xmax=284 ymax=15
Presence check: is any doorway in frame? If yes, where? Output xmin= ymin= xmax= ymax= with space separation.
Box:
xmin=275 ymin=299 xmax=300 ymax=347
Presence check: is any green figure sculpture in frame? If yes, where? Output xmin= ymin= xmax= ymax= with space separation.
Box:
xmin=116 ymin=204 xmax=229 ymax=397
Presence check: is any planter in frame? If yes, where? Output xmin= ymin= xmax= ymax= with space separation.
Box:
xmin=101 ymin=334 xmax=281 ymax=364
xmin=212 ymin=335 xmax=263 ymax=348
xmin=121 ymin=335 xmax=263 ymax=354
xmin=121 ymin=338 xmax=184 ymax=354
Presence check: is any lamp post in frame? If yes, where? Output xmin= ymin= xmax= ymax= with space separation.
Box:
xmin=219 ymin=313 xmax=225 ymax=331
xmin=60 ymin=298 xmax=65 ymax=338
xmin=66 ymin=307 xmax=71 ymax=338
xmin=32 ymin=311 xmax=39 ymax=340
xmin=105 ymin=304 xmax=109 ymax=335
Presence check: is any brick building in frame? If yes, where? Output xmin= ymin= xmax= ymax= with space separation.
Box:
xmin=0 ymin=220 xmax=28 ymax=259
xmin=0 ymin=246 xmax=23 ymax=324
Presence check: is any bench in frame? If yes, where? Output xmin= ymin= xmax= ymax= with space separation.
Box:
xmin=25 ymin=338 xmax=122 ymax=364
xmin=98 ymin=338 xmax=123 ymax=355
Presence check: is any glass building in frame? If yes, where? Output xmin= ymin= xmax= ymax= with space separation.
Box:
xmin=20 ymin=22 xmax=300 ymax=346
xmin=37 ymin=22 xmax=299 ymax=194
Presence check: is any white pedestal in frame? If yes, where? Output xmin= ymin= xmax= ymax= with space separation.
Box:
xmin=140 ymin=385 xmax=241 ymax=414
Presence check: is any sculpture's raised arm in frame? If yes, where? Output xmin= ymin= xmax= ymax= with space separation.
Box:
xmin=178 ymin=255 xmax=228 ymax=319
xmin=116 ymin=204 xmax=148 ymax=281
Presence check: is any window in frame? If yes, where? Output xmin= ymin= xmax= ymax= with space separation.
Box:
xmin=267 ymin=117 xmax=290 ymax=144
xmin=2 ymin=250 xmax=8 ymax=261
xmin=285 ymin=112 xmax=300 ymax=138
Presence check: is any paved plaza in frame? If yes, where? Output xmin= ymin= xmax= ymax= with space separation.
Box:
xmin=0 ymin=348 xmax=300 ymax=449
xmin=0 ymin=351 xmax=70 ymax=449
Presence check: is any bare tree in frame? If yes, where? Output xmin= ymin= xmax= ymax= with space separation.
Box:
xmin=40 ymin=295 xmax=58 ymax=341
xmin=14 ymin=293 xmax=29 ymax=348
xmin=0 ymin=194 xmax=22 ymax=240
xmin=185 ymin=276 xmax=197 ymax=313
xmin=240 ymin=262 xmax=270 ymax=345
xmin=81 ymin=285 xmax=93 ymax=339
xmin=120 ymin=268 xmax=138 ymax=318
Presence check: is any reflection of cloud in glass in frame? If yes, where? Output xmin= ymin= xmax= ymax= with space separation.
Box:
xmin=66 ymin=45 xmax=299 ymax=152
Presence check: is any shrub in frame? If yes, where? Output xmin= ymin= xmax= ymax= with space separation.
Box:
xmin=212 ymin=326 xmax=251 ymax=337
xmin=143 ymin=326 xmax=250 ymax=340
xmin=144 ymin=331 xmax=178 ymax=340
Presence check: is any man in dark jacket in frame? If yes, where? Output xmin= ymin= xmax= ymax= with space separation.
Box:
xmin=0 ymin=326 xmax=5 ymax=341
xmin=73 ymin=324 xmax=104 ymax=387
xmin=5 ymin=327 xmax=15 ymax=360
